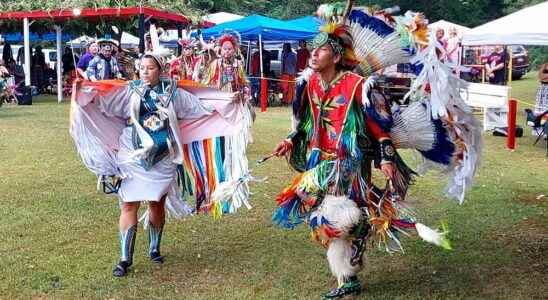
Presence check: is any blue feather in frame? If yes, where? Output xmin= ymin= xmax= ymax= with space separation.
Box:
xmin=305 ymin=149 xmax=321 ymax=170
xmin=272 ymin=196 xmax=306 ymax=229
xmin=419 ymin=118 xmax=455 ymax=165
xmin=349 ymin=10 xmax=394 ymax=37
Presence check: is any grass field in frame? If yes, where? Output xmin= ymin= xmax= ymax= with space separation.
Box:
xmin=0 ymin=72 xmax=546 ymax=299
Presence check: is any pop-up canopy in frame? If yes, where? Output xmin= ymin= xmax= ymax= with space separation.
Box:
xmin=200 ymin=14 xmax=317 ymax=42
xmin=462 ymin=1 xmax=548 ymax=46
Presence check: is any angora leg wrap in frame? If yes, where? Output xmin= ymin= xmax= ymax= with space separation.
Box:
xmin=327 ymin=238 xmax=361 ymax=286
xmin=318 ymin=195 xmax=362 ymax=238
xmin=321 ymin=195 xmax=363 ymax=286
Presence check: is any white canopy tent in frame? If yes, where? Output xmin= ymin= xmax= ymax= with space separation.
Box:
xmin=67 ymin=32 xmax=140 ymax=49
xmin=202 ymin=12 xmax=244 ymax=25
xmin=462 ymin=1 xmax=548 ymax=46
xmin=428 ymin=20 xmax=470 ymax=38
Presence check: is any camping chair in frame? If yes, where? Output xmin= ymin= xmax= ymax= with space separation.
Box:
xmin=525 ymin=108 xmax=548 ymax=156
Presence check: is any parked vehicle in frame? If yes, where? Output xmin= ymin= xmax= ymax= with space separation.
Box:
xmin=510 ymin=45 xmax=529 ymax=80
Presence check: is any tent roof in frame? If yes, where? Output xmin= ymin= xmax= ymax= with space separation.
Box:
xmin=67 ymin=32 xmax=140 ymax=48
xmin=428 ymin=20 xmax=470 ymax=37
xmin=202 ymin=12 xmax=244 ymax=25
xmin=462 ymin=1 xmax=548 ymax=46
xmin=0 ymin=6 xmax=190 ymax=27
xmin=284 ymin=16 xmax=320 ymax=37
xmin=200 ymin=14 xmax=317 ymax=42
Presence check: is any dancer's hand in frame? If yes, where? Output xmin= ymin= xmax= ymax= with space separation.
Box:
xmin=380 ymin=162 xmax=395 ymax=180
xmin=230 ymin=91 xmax=241 ymax=102
xmin=74 ymin=78 xmax=83 ymax=89
xmin=273 ymin=139 xmax=292 ymax=156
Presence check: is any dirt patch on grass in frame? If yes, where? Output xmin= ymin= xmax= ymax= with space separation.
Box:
xmin=484 ymin=217 xmax=548 ymax=298
xmin=495 ymin=218 xmax=547 ymax=260
xmin=515 ymin=191 xmax=547 ymax=205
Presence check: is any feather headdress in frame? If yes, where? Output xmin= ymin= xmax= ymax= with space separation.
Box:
xmin=313 ymin=0 xmax=431 ymax=76
xmin=177 ymin=29 xmax=197 ymax=49
xmin=142 ymin=24 xmax=172 ymax=73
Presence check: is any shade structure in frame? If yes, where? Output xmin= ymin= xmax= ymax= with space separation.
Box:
xmin=284 ymin=16 xmax=321 ymax=37
xmin=202 ymin=12 xmax=244 ymax=25
xmin=199 ymin=14 xmax=318 ymax=42
xmin=428 ymin=20 xmax=470 ymax=38
xmin=462 ymin=1 xmax=548 ymax=46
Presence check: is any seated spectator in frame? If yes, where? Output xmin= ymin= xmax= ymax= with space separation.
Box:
xmin=535 ymin=62 xmax=548 ymax=114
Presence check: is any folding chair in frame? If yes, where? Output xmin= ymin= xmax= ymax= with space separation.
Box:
xmin=525 ymin=108 xmax=548 ymax=156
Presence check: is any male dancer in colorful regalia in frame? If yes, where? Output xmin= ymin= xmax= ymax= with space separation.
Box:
xmin=272 ymin=1 xmax=481 ymax=298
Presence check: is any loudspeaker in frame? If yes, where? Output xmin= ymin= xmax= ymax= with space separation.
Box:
xmin=17 ymin=86 xmax=32 ymax=105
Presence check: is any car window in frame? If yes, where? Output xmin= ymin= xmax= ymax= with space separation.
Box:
xmin=510 ymin=45 xmax=525 ymax=54
xmin=49 ymin=52 xmax=57 ymax=61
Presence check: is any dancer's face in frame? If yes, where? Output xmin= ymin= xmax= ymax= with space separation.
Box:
xmin=139 ymin=57 xmax=161 ymax=86
xmin=310 ymin=44 xmax=340 ymax=72
xmin=221 ymin=41 xmax=235 ymax=60
xmin=183 ymin=47 xmax=193 ymax=57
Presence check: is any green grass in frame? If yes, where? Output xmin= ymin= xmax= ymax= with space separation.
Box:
xmin=0 ymin=73 xmax=546 ymax=299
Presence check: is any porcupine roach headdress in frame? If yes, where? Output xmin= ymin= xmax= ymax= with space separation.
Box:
xmin=177 ymin=29 xmax=198 ymax=49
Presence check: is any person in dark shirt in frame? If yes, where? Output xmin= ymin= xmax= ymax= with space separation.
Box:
xmin=62 ymin=47 xmax=76 ymax=76
xmin=485 ymin=45 xmax=507 ymax=85
xmin=250 ymin=42 xmax=272 ymax=105
xmin=31 ymin=46 xmax=47 ymax=92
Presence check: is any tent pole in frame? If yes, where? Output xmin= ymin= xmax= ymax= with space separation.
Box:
xmin=138 ymin=13 xmax=145 ymax=54
xmin=55 ymin=25 xmax=63 ymax=103
xmin=506 ymin=45 xmax=516 ymax=150
xmin=246 ymin=40 xmax=251 ymax=73
xmin=259 ymin=34 xmax=267 ymax=112
xmin=23 ymin=17 xmax=31 ymax=87
xmin=176 ymin=24 xmax=183 ymax=56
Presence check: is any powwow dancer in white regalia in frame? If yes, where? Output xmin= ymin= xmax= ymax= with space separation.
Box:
xmin=70 ymin=26 xmax=250 ymax=277
xmin=270 ymin=1 xmax=482 ymax=298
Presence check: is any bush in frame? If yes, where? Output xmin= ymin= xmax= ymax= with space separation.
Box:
xmin=527 ymin=46 xmax=548 ymax=70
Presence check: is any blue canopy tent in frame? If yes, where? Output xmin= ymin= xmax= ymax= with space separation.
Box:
xmin=199 ymin=14 xmax=318 ymax=111
xmin=284 ymin=16 xmax=321 ymax=35
xmin=199 ymin=14 xmax=317 ymax=42
xmin=3 ymin=32 xmax=73 ymax=42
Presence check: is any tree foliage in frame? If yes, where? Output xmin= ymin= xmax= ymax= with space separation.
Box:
xmin=1 ymin=0 xmax=545 ymax=67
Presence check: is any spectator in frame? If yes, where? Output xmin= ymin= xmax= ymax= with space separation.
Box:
xmin=62 ymin=47 xmax=76 ymax=76
xmin=2 ymin=42 xmax=15 ymax=70
xmin=16 ymin=47 xmax=24 ymax=66
xmin=296 ymin=40 xmax=310 ymax=72
xmin=76 ymin=41 xmax=98 ymax=79
xmin=85 ymin=40 xmax=122 ymax=81
xmin=31 ymin=46 xmax=47 ymax=92
xmin=435 ymin=28 xmax=448 ymax=61
xmin=485 ymin=45 xmax=507 ymax=85
xmin=445 ymin=27 xmax=461 ymax=66
xmin=250 ymin=42 xmax=272 ymax=105
xmin=535 ymin=62 xmax=548 ymax=114
xmin=280 ymin=43 xmax=297 ymax=104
